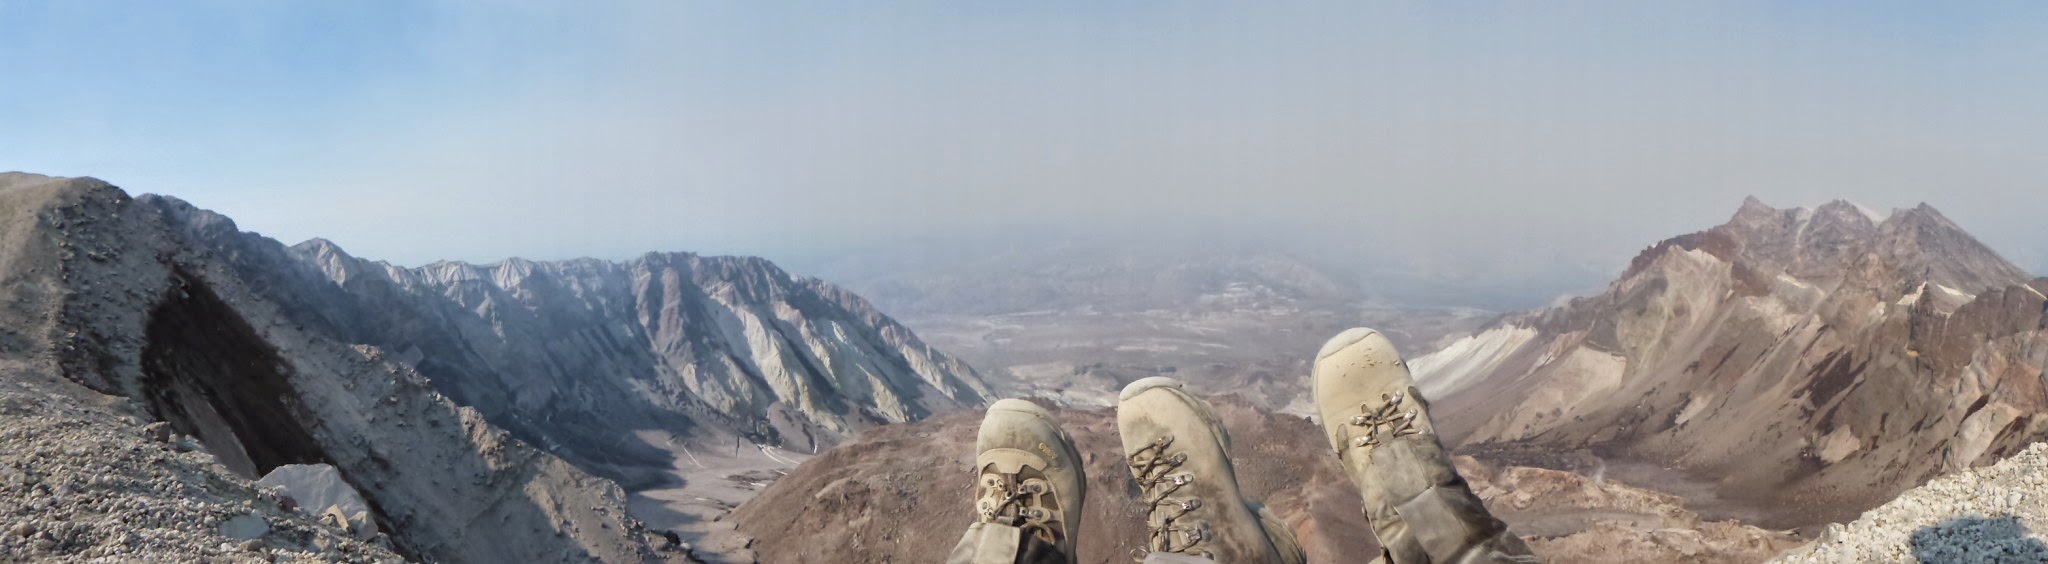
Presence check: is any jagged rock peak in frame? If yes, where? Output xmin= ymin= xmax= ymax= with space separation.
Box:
xmin=1674 ymin=197 xmax=2026 ymax=293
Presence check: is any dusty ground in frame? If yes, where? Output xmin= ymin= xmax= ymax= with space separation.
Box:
xmin=1457 ymin=457 xmax=1801 ymax=563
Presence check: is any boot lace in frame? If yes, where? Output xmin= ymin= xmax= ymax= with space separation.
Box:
xmin=1347 ymin=389 xmax=1420 ymax=450
xmin=1128 ymin=435 xmax=1211 ymax=560
xmin=975 ymin=465 xmax=1065 ymax=547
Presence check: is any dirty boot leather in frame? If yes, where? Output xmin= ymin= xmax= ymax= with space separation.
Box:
xmin=1120 ymin=377 xmax=1305 ymax=564
xmin=1314 ymin=328 xmax=1540 ymax=564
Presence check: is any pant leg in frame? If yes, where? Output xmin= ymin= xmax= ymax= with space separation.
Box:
xmin=1368 ymin=436 xmax=1540 ymax=564
xmin=945 ymin=522 xmax=1068 ymax=564
xmin=1144 ymin=553 xmax=1214 ymax=564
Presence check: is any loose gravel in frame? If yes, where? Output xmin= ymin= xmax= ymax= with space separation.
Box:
xmin=0 ymin=366 xmax=403 ymax=563
xmin=1772 ymin=442 xmax=2048 ymax=563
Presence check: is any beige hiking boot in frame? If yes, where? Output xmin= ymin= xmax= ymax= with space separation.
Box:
xmin=1313 ymin=328 xmax=1538 ymax=563
xmin=1119 ymin=377 xmax=1306 ymax=563
xmin=973 ymin=399 xmax=1087 ymax=562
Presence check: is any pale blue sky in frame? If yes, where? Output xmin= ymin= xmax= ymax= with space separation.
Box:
xmin=4 ymin=2 xmax=2045 ymax=292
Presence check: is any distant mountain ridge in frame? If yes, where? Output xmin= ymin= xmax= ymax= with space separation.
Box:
xmin=1631 ymin=197 xmax=2027 ymax=298
xmin=1413 ymin=196 xmax=2044 ymax=529
xmin=288 ymin=238 xmax=990 ymax=466
xmin=825 ymin=243 xmax=1357 ymax=317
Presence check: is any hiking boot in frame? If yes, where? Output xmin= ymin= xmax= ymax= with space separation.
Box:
xmin=1118 ymin=377 xmax=1305 ymax=563
xmin=1313 ymin=328 xmax=1538 ymax=563
xmin=972 ymin=399 xmax=1087 ymax=562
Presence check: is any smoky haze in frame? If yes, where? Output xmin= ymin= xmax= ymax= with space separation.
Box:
xmin=4 ymin=2 xmax=2045 ymax=309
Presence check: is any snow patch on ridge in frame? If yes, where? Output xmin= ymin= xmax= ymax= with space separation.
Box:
xmin=1898 ymin=283 xmax=1927 ymax=306
xmin=1934 ymin=283 xmax=1975 ymax=301
xmin=1412 ymin=325 xmax=1538 ymax=399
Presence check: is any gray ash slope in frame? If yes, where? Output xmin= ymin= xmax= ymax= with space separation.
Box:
xmin=1415 ymin=197 xmax=2048 ymax=531
xmin=0 ymin=171 xmax=987 ymax=561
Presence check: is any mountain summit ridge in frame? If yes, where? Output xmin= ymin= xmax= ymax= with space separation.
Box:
xmin=1416 ymin=197 xmax=2047 ymax=530
xmin=1630 ymin=197 xmax=2028 ymax=296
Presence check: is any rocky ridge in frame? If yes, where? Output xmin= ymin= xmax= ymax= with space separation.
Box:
xmin=1412 ymin=197 xmax=2046 ymax=530
xmin=4 ymin=172 xmax=681 ymax=561
xmin=0 ymin=171 xmax=987 ymax=561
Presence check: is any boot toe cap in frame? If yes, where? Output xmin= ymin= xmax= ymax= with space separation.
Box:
xmin=1317 ymin=327 xmax=1392 ymax=361
xmin=1119 ymin=376 xmax=1187 ymax=401
xmin=988 ymin=397 xmax=1054 ymax=418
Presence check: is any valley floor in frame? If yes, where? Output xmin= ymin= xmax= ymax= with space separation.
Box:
xmin=615 ymin=430 xmax=809 ymax=564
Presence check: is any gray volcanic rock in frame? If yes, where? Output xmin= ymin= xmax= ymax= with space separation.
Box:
xmin=1413 ymin=197 xmax=2044 ymax=530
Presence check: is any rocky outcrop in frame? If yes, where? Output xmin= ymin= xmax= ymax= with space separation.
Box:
xmin=1413 ymin=197 xmax=2045 ymax=530
xmin=256 ymin=464 xmax=378 ymax=539
xmin=0 ymin=359 xmax=404 ymax=562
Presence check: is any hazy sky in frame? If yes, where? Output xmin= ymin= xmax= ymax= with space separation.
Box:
xmin=4 ymin=2 xmax=2045 ymax=287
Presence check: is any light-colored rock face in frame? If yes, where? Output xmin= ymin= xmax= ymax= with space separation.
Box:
xmin=1421 ymin=197 xmax=2045 ymax=530
xmin=257 ymin=464 xmax=376 ymax=536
